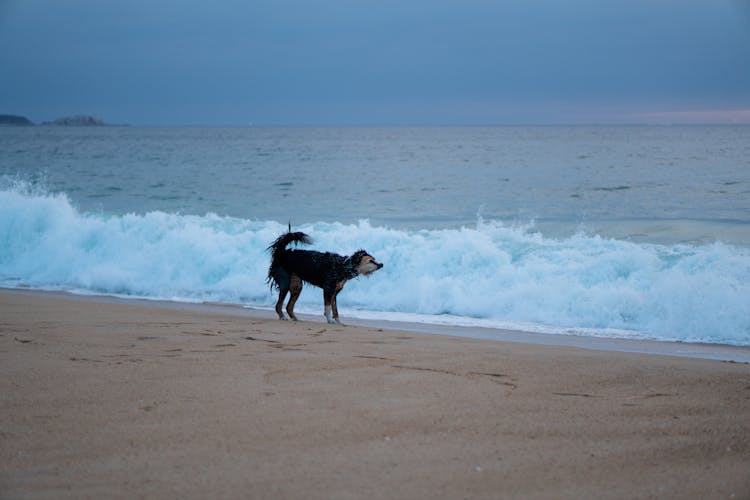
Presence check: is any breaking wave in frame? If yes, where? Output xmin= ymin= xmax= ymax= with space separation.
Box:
xmin=2 ymin=183 xmax=749 ymax=345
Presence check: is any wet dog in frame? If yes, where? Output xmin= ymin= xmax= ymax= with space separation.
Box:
xmin=267 ymin=230 xmax=383 ymax=324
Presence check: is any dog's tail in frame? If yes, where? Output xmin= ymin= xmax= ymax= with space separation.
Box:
xmin=266 ymin=231 xmax=312 ymax=290
xmin=267 ymin=231 xmax=312 ymax=256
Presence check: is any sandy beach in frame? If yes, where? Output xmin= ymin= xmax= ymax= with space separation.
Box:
xmin=1 ymin=291 xmax=749 ymax=499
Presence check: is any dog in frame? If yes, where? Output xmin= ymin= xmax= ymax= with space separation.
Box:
xmin=267 ymin=230 xmax=383 ymax=324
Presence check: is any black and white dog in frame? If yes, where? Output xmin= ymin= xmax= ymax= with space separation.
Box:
xmin=267 ymin=230 xmax=383 ymax=324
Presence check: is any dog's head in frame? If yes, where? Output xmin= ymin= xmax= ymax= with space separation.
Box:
xmin=350 ymin=250 xmax=384 ymax=276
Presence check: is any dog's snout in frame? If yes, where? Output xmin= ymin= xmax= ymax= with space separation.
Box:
xmin=376 ymin=262 xmax=384 ymax=269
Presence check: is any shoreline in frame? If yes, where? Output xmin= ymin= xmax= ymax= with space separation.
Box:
xmin=3 ymin=287 xmax=750 ymax=363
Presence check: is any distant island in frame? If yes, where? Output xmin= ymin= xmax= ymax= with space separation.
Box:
xmin=0 ymin=114 xmax=35 ymax=126
xmin=0 ymin=114 xmax=120 ymax=127
xmin=42 ymin=115 xmax=107 ymax=127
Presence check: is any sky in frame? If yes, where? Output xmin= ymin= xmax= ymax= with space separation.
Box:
xmin=1 ymin=0 xmax=749 ymax=125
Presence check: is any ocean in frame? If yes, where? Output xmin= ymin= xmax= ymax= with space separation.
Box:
xmin=1 ymin=125 xmax=749 ymax=346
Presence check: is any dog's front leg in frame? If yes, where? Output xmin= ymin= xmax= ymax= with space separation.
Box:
xmin=323 ymin=290 xmax=337 ymax=324
xmin=331 ymin=290 xmax=343 ymax=325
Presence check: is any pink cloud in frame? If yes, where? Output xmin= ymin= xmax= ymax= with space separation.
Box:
xmin=624 ymin=109 xmax=750 ymax=124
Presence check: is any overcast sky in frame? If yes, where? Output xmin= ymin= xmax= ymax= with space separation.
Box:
xmin=1 ymin=0 xmax=749 ymax=125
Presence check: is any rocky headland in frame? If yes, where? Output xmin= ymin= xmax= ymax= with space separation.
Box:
xmin=0 ymin=114 xmax=35 ymax=126
xmin=0 ymin=114 xmax=116 ymax=126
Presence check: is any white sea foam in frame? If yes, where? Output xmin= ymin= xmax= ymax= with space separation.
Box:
xmin=2 ymin=183 xmax=749 ymax=346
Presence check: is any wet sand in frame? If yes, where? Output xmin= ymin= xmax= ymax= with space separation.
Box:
xmin=1 ymin=291 xmax=749 ymax=499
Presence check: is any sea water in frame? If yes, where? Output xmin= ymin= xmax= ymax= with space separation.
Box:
xmin=1 ymin=126 xmax=749 ymax=345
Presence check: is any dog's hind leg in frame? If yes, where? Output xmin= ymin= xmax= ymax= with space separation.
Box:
xmin=275 ymin=286 xmax=289 ymax=320
xmin=272 ymin=269 xmax=291 ymax=320
xmin=285 ymin=274 xmax=302 ymax=321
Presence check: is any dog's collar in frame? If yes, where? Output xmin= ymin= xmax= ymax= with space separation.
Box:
xmin=343 ymin=257 xmax=361 ymax=279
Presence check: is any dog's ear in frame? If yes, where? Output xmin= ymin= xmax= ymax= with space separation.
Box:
xmin=350 ymin=249 xmax=368 ymax=263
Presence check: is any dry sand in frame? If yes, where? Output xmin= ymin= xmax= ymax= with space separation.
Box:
xmin=1 ymin=291 xmax=749 ymax=499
